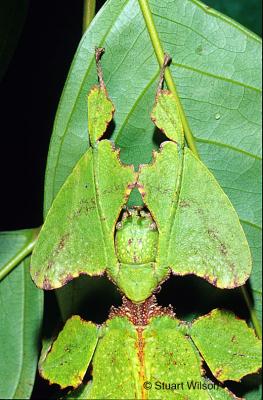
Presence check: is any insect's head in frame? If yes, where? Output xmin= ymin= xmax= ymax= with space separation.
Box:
xmin=115 ymin=207 xmax=158 ymax=265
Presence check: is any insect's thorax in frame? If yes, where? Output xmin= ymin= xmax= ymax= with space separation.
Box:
xmin=115 ymin=208 xmax=158 ymax=264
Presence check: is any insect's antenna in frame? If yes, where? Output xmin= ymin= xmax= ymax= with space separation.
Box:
xmin=95 ymin=47 xmax=106 ymax=89
xmin=157 ymin=53 xmax=172 ymax=95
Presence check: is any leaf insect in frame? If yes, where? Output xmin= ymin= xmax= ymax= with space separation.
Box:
xmin=30 ymin=49 xmax=261 ymax=399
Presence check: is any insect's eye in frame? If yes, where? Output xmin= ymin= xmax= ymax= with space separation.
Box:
xmin=114 ymin=210 xmax=158 ymax=264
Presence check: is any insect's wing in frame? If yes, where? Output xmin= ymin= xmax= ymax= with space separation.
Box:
xmin=167 ymin=148 xmax=251 ymax=287
xmin=31 ymin=140 xmax=135 ymax=289
xmin=39 ymin=316 xmax=99 ymax=389
xmin=139 ymin=92 xmax=251 ymax=287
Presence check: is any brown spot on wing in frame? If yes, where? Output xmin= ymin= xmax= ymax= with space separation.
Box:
xmin=43 ymin=277 xmax=53 ymax=290
xmin=61 ymin=273 xmax=74 ymax=286
xmin=179 ymin=200 xmax=191 ymax=208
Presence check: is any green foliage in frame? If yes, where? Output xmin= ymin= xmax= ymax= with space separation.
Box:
xmin=205 ymin=0 xmax=262 ymax=36
xmin=0 ymin=230 xmax=43 ymax=399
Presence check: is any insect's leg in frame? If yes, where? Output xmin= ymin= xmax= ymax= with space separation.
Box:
xmin=151 ymin=53 xmax=184 ymax=146
xmin=95 ymin=47 xmax=106 ymax=89
xmin=88 ymin=48 xmax=115 ymax=146
xmin=156 ymin=53 xmax=171 ymax=95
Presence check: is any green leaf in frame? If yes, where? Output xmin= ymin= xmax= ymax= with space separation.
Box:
xmin=245 ymin=385 xmax=262 ymax=400
xmin=190 ymin=309 xmax=262 ymax=383
xmin=40 ymin=315 xmax=99 ymax=389
xmin=31 ymin=140 xmax=135 ymax=289
xmin=0 ymin=0 xmax=28 ymax=80
xmin=205 ymin=0 xmax=262 ymax=36
xmin=0 ymin=230 xmax=43 ymax=399
xmin=242 ymin=222 xmax=262 ymax=324
xmin=44 ymin=0 xmax=261 ymax=210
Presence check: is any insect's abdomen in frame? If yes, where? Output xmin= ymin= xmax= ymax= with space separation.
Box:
xmin=115 ymin=209 xmax=158 ymax=264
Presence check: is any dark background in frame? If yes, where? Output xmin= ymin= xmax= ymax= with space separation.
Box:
xmin=0 ymin=0 xmax=261 ymax=232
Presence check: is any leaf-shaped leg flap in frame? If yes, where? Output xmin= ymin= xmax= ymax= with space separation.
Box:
xmin=151 ymin=90 xmax=184 ymax=147
xmin=190 ymin=309 xmax=262 ymax=383
xmin=39 ymin=316 xmax=99 ymax=389
xmin=168 ymin=148 xmax=252 ymax=288
xmin=85 ymin=317 xmax=141 ymax=399
xmin=143 ymin=316 xmax=210 ymax=400
xmin=88 ymin=85 xmax=114 ymax=146
xmin=31 ymin=140 xmax=135 ymax=289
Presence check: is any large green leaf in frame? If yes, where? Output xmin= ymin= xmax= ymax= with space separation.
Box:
xmin=205 ymin=0 xmax=262 ymax=36
xmin=0 ymin=230 xmax=43 ymax=399
xmin=0 ymin=0 xmax=28 ymax=80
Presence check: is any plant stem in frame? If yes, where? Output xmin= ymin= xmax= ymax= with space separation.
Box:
xmin=241 ymin=286 xmax=262 ymax=339
xmin=138 ymin=0 xmax=199 ymax=158
xmin=0 ymin=227 xmax=40 ymax=282
xmin=138 ymin=0 xmax=262 ymax=337
xmin=83 ymin=0 xmax=96 ymax=33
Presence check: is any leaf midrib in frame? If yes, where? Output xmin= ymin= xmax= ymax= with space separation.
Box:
xmin=12 ymin=261 xmax=26 ymax=398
